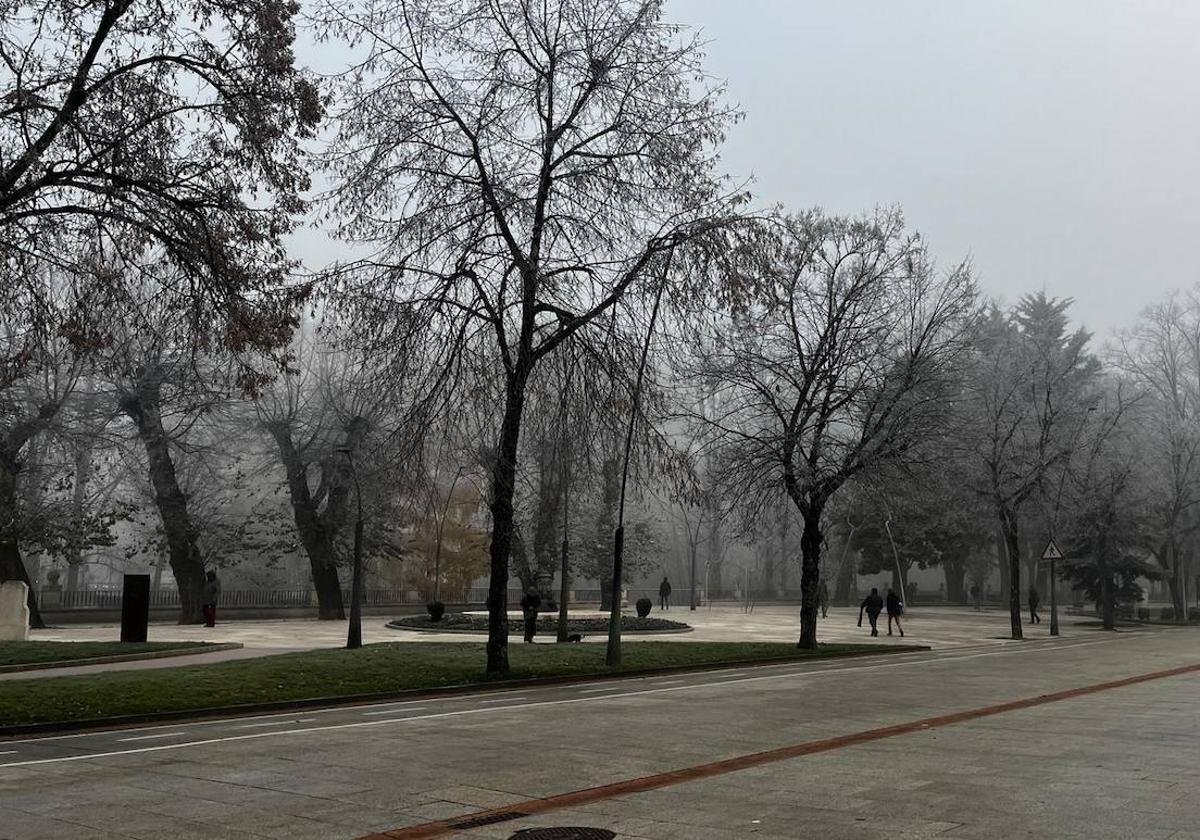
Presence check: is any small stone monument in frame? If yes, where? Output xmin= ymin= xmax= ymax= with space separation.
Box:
xmin=0 ymin=580 xmax=31 ymax=641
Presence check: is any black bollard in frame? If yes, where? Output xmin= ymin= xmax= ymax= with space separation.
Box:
xmin=120 ymin=574 xmax=151 ymax=643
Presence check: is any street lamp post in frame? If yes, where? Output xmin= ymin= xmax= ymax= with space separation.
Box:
xmin=339 ymin=448 xmax=364 ymax=650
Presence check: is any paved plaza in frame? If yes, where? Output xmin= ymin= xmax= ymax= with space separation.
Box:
xmin=2 ymin=609 xmax=1197 ymax=839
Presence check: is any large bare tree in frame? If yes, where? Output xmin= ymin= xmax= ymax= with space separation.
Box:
xmin=0 ymin=0 xmax=320 ymax=600
xmin=686 ymin=210 xmax=976 ymax=648
xmin=318 ymin=0 xmax=737 ymax=673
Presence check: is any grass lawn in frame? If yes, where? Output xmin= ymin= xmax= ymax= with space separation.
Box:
xmin=0 ymin=641 xmax=215 ymax=668
xmin=0 ymin=641 xmax=916 ymax=728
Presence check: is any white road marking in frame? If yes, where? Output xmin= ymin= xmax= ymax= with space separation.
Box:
xmin=0 ymin=750 xmax=16 ymax=755
xmin=362 ymin=707 xmax=429 ymax=716
xmin=117 ymin=732 xmax=188 ymax=742
xmin=0 ymin=636 xmax=1128 ymax=768
xmin=233 ymin=720 xmax=299 ymax=729
xmin=479 ymin=696 xmax=528 ymax=704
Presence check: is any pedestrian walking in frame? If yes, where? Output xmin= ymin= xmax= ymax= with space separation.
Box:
xmin=858 ymin=588 xmax=884 ymax=637
xmin=520 ymin=587 xmax=541 ymax=642
xmin=1029 ymin=586 xmax=1042 ymax=624
xmin=817 ymin=578 xmax=830 ymax=619
xmin=970 ymin=583 xmax=982 ymax=611
xmin=659 ymin=576 xmax=672 ymax=610
xmin=201 ymin=570 xmax=221 ymax=628
xmin=886 ymin=588 xmax=905 ymax=637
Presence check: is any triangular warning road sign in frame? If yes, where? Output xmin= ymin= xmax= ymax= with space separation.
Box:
xmin=1041 ymin=539 xmax=1063 ymax=561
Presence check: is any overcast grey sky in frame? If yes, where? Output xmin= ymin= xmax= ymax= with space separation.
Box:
xmin=300 ymin=1 xmax=1200 ymax=339
xmin=666 ymin=0 xmax=1200 ymax=337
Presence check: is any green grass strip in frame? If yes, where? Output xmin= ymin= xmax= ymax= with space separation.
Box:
xmin=0 ymin=641 xmax=213 ymax=667
xmin=0 ymin=641 xmax=911 ymax=728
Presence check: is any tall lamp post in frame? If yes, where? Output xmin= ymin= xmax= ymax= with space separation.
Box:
xmin=338 ymin=448 xmax=364 ymax=650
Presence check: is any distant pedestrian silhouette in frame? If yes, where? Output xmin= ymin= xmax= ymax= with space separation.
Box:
xmin=817 ymin=579 xmax=830 ymax=619
xmin=858 ymin=588 xmax=883 ymax=637
xmin=970 ymin=583 xmax=982 ymax=611
xmin=659 ymin=576 xmax=672 ymax=610
xmin=201 ymin=570 xmax=220 ymax=628
xmin=886 ymin=588 xmax=905 ymax=637
xmin=520 ymin=587 xmax=541 ymax=642
xmin=1029 ymin=586 xmax=1042 ymax=624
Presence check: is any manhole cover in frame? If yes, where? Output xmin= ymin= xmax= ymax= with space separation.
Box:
xmin=508 ymin=829 xmax=616 ymax=840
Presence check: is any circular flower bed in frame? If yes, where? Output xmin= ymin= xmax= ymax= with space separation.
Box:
xmin=387 ymin=613 xmax=692 ymax=635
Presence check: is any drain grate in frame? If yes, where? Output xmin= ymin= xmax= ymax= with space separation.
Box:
xmin=508 ymin=829 xmax=617 ymax=840
xmin=449 ymin=811 xmax=529 ymax=829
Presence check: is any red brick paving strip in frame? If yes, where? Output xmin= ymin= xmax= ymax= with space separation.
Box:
xmin=362 ymin=661 xmax=1200 ymax=839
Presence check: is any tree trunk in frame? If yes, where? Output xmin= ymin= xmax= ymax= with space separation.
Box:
xmin=121 ymin=385 xmax=206 ymax=624
xmin=797 ymin=505 xmax=824 ymax=649
xmin=998 ymin=507 xmax=1023 ymax=639
xmin=1166 ymin=538 xmax=1187 ymax=623
xmin=943 ymin=559 xmax=966 ymax=602
xmin=267 ymin=423 xmax=345 ymax=620
xmin=1099 ymin=569 xmax=1115 ymax=630
xmin=66 ymin=429 xmax=93 ymax=594
xmin=486 ymin=371 xmax=529 ymax=675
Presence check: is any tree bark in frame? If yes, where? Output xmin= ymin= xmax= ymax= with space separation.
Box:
xmin=998 ymin=507 xmax=1023 ymax=639
xmin=120 ymin=383 xmax=206 ymax=624
xmin=797 ymin=505 xmax=824 ymax=649
xmin=267 ymin=423 xmax=345 ymax=620
xmin=942 ymin=559 xmax=966 ymax=602
xmin=66 ymin=428 xmax=93 ymax=593
xmin=486 ymin=370 xmax=529 ymax=675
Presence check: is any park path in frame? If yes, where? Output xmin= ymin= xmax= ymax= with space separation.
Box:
xmin=6 ymin=605 xmax=1050 ymax=681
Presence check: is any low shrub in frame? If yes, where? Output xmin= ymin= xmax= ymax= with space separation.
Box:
xmin=1160 ymin=607 xmax=1176 ymax=621
xmin=1137 ymin=608 xmax=1151 ymax=621
xmin=426 ymin=600 xmax=446 ymax=622
xmin=635 ymin=597 xmax=653 ymax=618
xmin=1190 ymin=607 xmax=1200 ymax=623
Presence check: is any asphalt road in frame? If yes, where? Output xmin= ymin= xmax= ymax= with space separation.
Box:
xmin=3 ymin=621 xmax=1194 ymax=839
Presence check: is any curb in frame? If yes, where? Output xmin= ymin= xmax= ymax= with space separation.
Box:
xmin=0 ymin=644 xmax=928 ymax=739
xmin=386 ymin=622 xmax=694 ymax=636
xmin=0 ymin=643 xmax=245 ymax=674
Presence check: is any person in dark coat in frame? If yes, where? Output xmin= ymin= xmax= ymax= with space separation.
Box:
xmin=886 ymin=588 xmax=905 ymax=637
xmin=817 ymin=579 xmax=830 ymax=619
xmin=201 ymin=570 xmax=221 ymax=628
xmin=659 ymin=576 xmax=672 ymax=610
xmin=1028 ymin=586 xmax=1042 ymax=624
xmin=858 ymin=588 xmax=884 ymax=637
xmin=520 ymin=587 xmax=541 ymax=643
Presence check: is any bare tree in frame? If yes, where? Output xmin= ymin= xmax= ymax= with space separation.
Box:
xmin=318 ymin=0 xmax=738 ymax=673
xmin=960 ymin=294 xmax=1100 ymax=639
xmin=686 ymin=210 xmax=976 ymax=648
xmin=1114 ymin=289 xmax=1200 ymax=620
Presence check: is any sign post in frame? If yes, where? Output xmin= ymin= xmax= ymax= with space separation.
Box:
xmin=1041 ymin=539 xmax=1064 ymax=636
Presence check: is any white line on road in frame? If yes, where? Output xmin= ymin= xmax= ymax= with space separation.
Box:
xmin=361 ymin=707 xmax=429 ymax=716
xmin=0 ymin=636 xmax=1126 ymax=768
xmin=117 ymin=732 xmax=189 ymax=742
xmin=479 ymin=696 xmax=528 ymax=704
xmin=233 ymin=720 xmax=299 ymax=729
xmin=0 ymin=750 xmax=16 ymax=755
